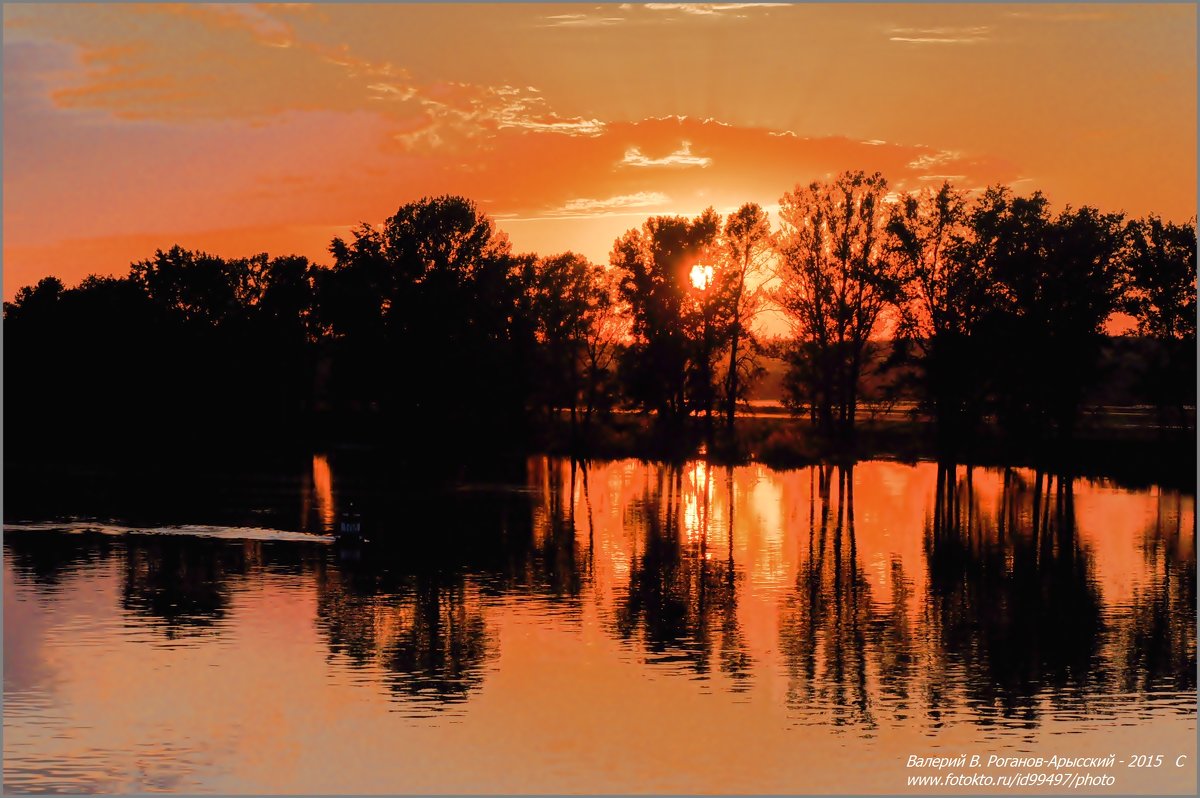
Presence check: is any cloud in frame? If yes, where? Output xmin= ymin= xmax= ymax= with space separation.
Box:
xmin=367 ymin=82 xmax=416 ymax=101
xmin=537 ymin=14 xmax=627 ymax=28
xmin=390 ymin=82 xmax=606 ymax=148
xmin=915 ymin=174 xmax=968 ymax=183
xmin=621 ymin=141 xmax=712 ymax=168
xmin=488 ymin=88 xmax=606 ymax=135
xmin=644 ymin=3 xmax=783 ymax=16
xmin=535 ymin=3 xmax=783 ymax=29
xmin=907 ymin=150 xmax=961 ymax=170
xmin=499 ymin=114 xmax=607 ymax=135
xmin=11 ymin=5 xmax=607 ymax=151
xmin=550 ymin=191 xmax=673 ymax=217
xmin=887 ymin=26 xmax=991 ymax=44
xmin=462 ymin=116 xmax=1019 ymax=224
xmin=134 ymin=4 xmax=298 ymax=48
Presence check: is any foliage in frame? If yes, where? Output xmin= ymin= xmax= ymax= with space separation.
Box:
xmin=5 ymin=185 xmax=1194 ymax=465
xmin=774 ymin=171 xmax=902 ymax=441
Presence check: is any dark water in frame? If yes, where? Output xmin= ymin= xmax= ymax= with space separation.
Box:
xmin=3 ymin=456 xmax=1196 ymax=793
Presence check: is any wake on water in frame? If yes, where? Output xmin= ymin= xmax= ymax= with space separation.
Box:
xmin=2 ymin=521 xmax=332 ymax=544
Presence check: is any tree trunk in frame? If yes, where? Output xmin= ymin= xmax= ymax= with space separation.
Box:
xmin=725 ymin=331 xmax=740 ymax=430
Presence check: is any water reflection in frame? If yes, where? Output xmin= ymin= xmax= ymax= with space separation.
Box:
xmin=1119 ymin=487 xmax=1197 ymax=692
xmin=613 ymin=463 xmax=750 ymax=685
xmin=4 ymin=456 xmax=1196 ymax=792
xmin=779 ymin=465 xmax=886 ymax=728
xmin=120 ymin=537 xmax=251 ymax=637
xmin=304 ymin=453 xmax=337 ymax=533
xmin=3 ymin=532 xmax=116 ymax=593
xmin=925 ymin=467 xmax=1105 ymax=723
xmin=314 ymin=564 xmax=493 ymax=711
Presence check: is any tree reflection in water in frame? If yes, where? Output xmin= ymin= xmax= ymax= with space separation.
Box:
xmin=310 ymin=458 xmax=598 ymax=712
xmin=769 ymin=459 xmax=1198 ymax=734
xmin=925 ymin=466 xmax=1105 ymax=725
xmin=1116 ymin=487 xmax=1196 ymax=693
xmin=779 ymin=464 xmax=887 ymax=729
xmin=4 ymin=532 xmax=117 ymax=594
xmin=315 ymin=563 xmax=494 ymax=711
xmin=612 ymin=461 xmax=752 ymax=686
xmin=120 ymin=537 xmax=249 ymax=637
xmin=4 ymin=455 xmax=1193 ymax=731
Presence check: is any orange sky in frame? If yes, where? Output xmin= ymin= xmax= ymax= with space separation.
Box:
xmin=3 ymin=3 xmax=1196 ymax=299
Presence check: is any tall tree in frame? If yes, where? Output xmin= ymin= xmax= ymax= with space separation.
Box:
xmin=969 ymin=188 xmax=1126 ymax=441
xmin=718 ymin=203 xmax=772 ymax=429
xmin=887 ymin=181 xmax=993 ymax=452
xmin=611 ymin=210 xmax=721 ymax=420
xmin=528 ymin=252 xmax=609 ymax=431
xmin=321 ymin=196 xmax=533 ymax=450
xmin=1121 ymin=214 xmax=1198 ymax=430
xmin=581 ymin=266 xmax=629 ymax=426
xmin=775 ymin=171 xmax=901 ymax=440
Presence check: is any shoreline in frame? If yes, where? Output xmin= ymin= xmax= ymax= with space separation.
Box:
xmin=5 ymin=407 xmax=1196 ymax=496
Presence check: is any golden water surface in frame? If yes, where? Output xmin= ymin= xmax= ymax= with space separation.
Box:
xmin=3 ymin=457 xmax=1196 ymax=793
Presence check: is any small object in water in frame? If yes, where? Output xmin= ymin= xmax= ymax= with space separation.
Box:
xmin=336 ymin=504 xmax=364 ymax=540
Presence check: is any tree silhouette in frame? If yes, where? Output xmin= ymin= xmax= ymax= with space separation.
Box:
xmin=526 ymin=252 xmax=618 ymax=436
xmin=717 ymin=203 xmax=772 ymax=430
xmin=1121 ymin=214 xmax=1198 ymax=432
xmin=775 ymin=171 xmax=902 ymax=441
xmin=887 ymin=181 xmax=991 ymax=453
xmin=968 ymin=189 xmax=1126 ymax=443
xmin=3 ymin=181 xmax=1192 ymax=469
xmin=611 ymin=210 xmax=721 ymax=421
xmin=580 ymin=266 xmax=628 ymax=427
xmin=320 ymin=196 xmax=535 ymax=456
xmin=5 ymin=275 xmax=65 ymax=316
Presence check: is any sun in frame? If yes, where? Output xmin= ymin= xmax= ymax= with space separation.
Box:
xmin=690 ymin=264 xmax=714 ymax=290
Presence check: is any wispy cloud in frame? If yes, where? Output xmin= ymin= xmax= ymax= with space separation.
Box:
xmin=366 ymin=81 xmax=415 ymax=101
xmin=907 ymin=150 xmax=961 ymax=170
xmin=537 ymin=13 xmax=627 ymax=29
xmin=644 ymin=3 xmax=783 ymax=16
xmin=621 ymin=141 xmax=712 ymax=168
xmin=537 ymin=3 xmax=783 ymax=29
xmin=888 ymin=26 xmax=991 ymax=44
xmin=551 ymin=191 xmax=672 ymax=217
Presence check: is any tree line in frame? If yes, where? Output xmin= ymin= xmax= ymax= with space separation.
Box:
xmin=4 ymin=172 xmax=1195 ymax=465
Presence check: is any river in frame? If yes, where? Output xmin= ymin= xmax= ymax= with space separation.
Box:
xmin=3 ymin=456 xmax=1195 ymax=793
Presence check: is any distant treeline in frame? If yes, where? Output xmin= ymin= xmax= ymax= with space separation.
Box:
xmin=4 ymin=173 xmax=1196 ymax=466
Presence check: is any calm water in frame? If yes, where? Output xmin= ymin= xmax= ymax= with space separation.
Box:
xmin=4 ymin=456 xmax=1196 ymax=793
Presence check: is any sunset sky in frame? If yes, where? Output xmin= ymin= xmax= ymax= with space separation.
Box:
xmin=3 ymin=2 xmax=1196 ymax=298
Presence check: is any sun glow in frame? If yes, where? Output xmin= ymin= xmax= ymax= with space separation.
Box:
xmin=312 ymin=454 xmax=335 ymax=532
xmin=690 ymin=264 xmax=714 ymax=290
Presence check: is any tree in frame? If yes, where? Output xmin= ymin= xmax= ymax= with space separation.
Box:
xmin=580 ymin=267 xmax=629 ymax=426
xmin=968 ymin=188 xmax=1126 ymax=442
xmin=5 ymin=275 xmax=65 ymax=318
xmin=775 ymin=171 xmax=902 ymax=441
xmin=1122 ymin=215 xmax=1198 ymax=430
xmin=528 ymin=252 xmax=607 ymax=430
xmin=130 ymin=245 xmax=256 ymax=327
xmin=887 ymin=181 xmax=992 ymax=452
xmin=717 ymin=203 xmax=773 ymax=429
xmin=320 ymin=196 xmax=533 ymax=451
xmin=127 ymin=247 xmax=320 ymax=432
xmin=611 ymin=210 xmax=721 ymax=420
xmin=681 ymin=229 xmax=734 ymax=429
